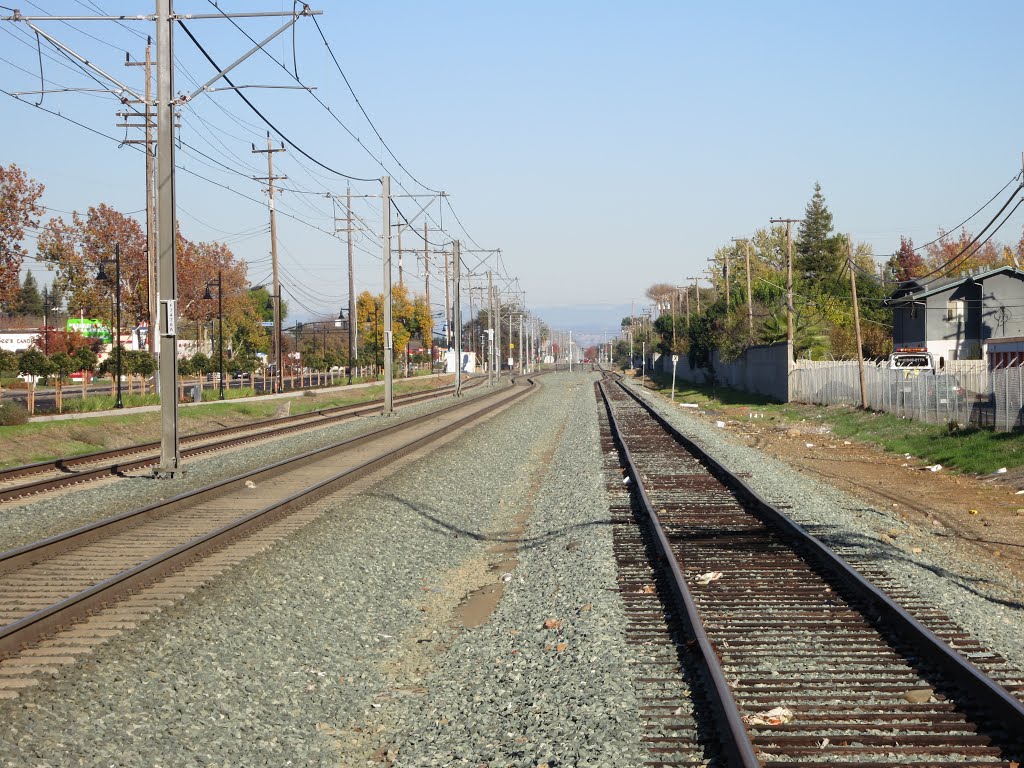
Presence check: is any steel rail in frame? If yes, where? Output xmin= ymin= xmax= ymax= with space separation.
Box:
xmin=0 ymin=381 xmax=482 ymax=502
xmin=613 ymin=378 xmax=1024 ymax=736
xmin=0 ymin=376 xmax=538 ymax=659
xmin=597 ymin=377 xmax=762 ymax=768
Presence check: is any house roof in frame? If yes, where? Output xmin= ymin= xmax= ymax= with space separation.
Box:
xmin=885 ymin=265 xmax=1024 ymax=305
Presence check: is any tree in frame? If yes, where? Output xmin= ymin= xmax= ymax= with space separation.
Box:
xmin=48 ymin=352 xmax=76 ymax=413
xmin=0 ymin=348 xmax=17 ymax=401
xmin=645 ymin=283 xmax=676 ymax=315
xmin=18 ymin=347 xmax=52 ymax=414
xmin=44 ymin=204 xmax=148 ymax=323
xmin=0 ymin=164 xmax=45 ymax=305
xmin=74 ymin=347 xmax=98 ymax=399
xmin=795 ymin=182 xmax=844 ymax=281
xmin=125 ymin=350 xmax=156 ymax=394
xmin=15 ymin=272 xmax=44 ymax=316
xmin=888 ymin=236 xmax=925 ymax=282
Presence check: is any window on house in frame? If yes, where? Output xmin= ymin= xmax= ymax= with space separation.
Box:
xmin=946 ymin=299 xmax=964 ymax=322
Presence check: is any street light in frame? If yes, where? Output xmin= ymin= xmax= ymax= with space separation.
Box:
xmin=335 ymin=308 xmax=351 ymax=384
xmin=203 ymin=270 xmax=225 ymax=400
xmin=96 ymin=243 xmax=123 ymax=409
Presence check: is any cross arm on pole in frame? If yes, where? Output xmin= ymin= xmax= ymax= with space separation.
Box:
xmin=181 ymin=9 xmax=320 ymax=103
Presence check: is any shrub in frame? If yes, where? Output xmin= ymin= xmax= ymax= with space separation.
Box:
xmin=0 ymin=401 xmax=29 ymax=426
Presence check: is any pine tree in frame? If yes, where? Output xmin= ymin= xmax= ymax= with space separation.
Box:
xmin=17 ymin=272 xmax=43 ymax=316
xmin=795 ymin=182 xmax=843 ymax=280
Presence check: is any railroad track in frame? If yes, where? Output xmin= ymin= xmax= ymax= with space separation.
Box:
xmin=0 ymin=379 xmax=483 ymax=503
xmin=597 ymin=376 xmax=1024 ymax=767
xmin=0 ymin=376 xmax=537 ymax=665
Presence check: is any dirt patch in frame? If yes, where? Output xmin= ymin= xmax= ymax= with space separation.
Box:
xmin=454 ymin=507 xmax=530 ymax=629
xmin=705 ymin=410 xmax=1024 ymax=589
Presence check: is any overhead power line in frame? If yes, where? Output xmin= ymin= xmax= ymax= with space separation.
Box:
xmin=176 ymin=19 xmax=378 ymax=184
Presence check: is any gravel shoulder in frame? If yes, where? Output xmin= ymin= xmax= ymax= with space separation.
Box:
xmin=624 ymin=377 xmax=1024 ymax=674
xmin=0 ymin=372 xmax=644 ymax=767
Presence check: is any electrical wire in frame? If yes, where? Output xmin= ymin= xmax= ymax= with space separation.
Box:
xmin=309 ymin=13 xmax=441 ymax=195
xmin=176 ymin=20 xmax=378 ymax=183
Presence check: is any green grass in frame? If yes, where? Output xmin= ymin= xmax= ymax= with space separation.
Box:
xmin=641 ymin=370 xmax=1024 ymax=475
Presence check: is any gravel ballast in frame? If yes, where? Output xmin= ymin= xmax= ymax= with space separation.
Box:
xmin=0 ymin=373 xmax=646 ymax=767
xmin=623 ymin=377 xmax=1024 ymax=673
xmin=0 ymin=380 xmax=497 ymax=554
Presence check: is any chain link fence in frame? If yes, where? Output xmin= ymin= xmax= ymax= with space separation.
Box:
xmin=791 ymin=360 xmax=996 ymax=427
xmin=992 ymin=366 xmax=1024 ymax=431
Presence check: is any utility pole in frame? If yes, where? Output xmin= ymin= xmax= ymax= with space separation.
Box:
xmin=444 ymin=245 xmax=452 ymax=350
xmin=453 ymin=239 xmax=462 ymax=397
xmin=770 ymin=218 xmax=801 ymax=354
xmin=494 ymin=289 xmax=502 ymax=381
xmin=396 ymin=224 xmax=403 ymax=289
xmin=4 ymin=2 xmax=321 ymax=479
xmin=724 ymin=252 xmax=730 ymax=307
xmin=848 ymin=233 xmax=868 ymax=409
xmin=382 ymin=176 xmax=394 ymax=414
xmin=346 ymin=186 xmax=357 ymax=383
xmin=519 ymin=317 xmax=524 ymax=374
xmin=123 ymin=41 xmax=157 ymax=359
xmin=732 ymin=237 xmax=754 ymax=338
xmin=687 ymin=278 xmax=701 ymax=314
xmin=253 ymin=134 xmax=286 ymax=393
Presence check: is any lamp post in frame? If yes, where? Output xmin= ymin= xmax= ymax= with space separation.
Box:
xmin=203 ymin=270 xmax=225 ymax=400
xmin=97 ymin=243 xmax=123 ymax=409
xmin=334 ymin=307 xmax=350 ymax=383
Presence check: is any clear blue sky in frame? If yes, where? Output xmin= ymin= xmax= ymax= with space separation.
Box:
xmin=3 ymin=1 xmax=1023 ymax=339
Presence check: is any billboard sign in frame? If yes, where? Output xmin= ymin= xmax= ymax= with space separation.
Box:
xmin=66 ymin=318 xmax=112 ymax=344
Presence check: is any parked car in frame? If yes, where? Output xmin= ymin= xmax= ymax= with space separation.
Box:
xmin=928 ymin=373 xmax=966 ymax=407
xmin=231 ymin=370 xmax=251 ymax=379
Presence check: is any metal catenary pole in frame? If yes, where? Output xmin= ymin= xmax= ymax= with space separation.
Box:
xmin=453 ymin=239 xmax=462 ymax=397
xmin=155 ymin=0 xmax=180 ymax=476
xmin=382 ymin=176 xmax=394 ymax=414
xmin=487 ymin=270 xmax=495 ymax=386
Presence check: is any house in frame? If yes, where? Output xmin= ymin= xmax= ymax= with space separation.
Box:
xmin=884 ymin=265 xmax=1024 ymax=365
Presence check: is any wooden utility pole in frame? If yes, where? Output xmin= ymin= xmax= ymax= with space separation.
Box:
xmin=732 ymin=237 xmax=754 ymax=338
xmin=848 ymin=233 xmax=868 ymax=409
xmin=123 ymin=42 xmax=157 ymax=357
xmin=346 ymin=186 xmax=357 ymax=382
xmin=444 ymin=246 xmax=452 ymax=348
xmin=771 ymin=218 xmax=801 ymax=354
xmin=397 ymin=224 xmax=404 ymax=288
xmin=253 ymin=134 xmax=287 ymax=392
xmin=724 ymin=253 xmax=730 ymax=307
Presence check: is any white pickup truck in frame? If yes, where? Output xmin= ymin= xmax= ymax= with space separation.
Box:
xmin=888 ymin=349 xmax=933 ymax=371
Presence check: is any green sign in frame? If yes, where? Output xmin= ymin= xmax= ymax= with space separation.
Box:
xmin=66 ymin=318 xmax=112 ymax=344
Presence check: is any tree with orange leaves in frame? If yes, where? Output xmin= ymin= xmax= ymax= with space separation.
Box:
xmin=39 ymin=204 xmax=147 ymax=324
xmin=1 ymin=164 xmax=45 ymax=305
